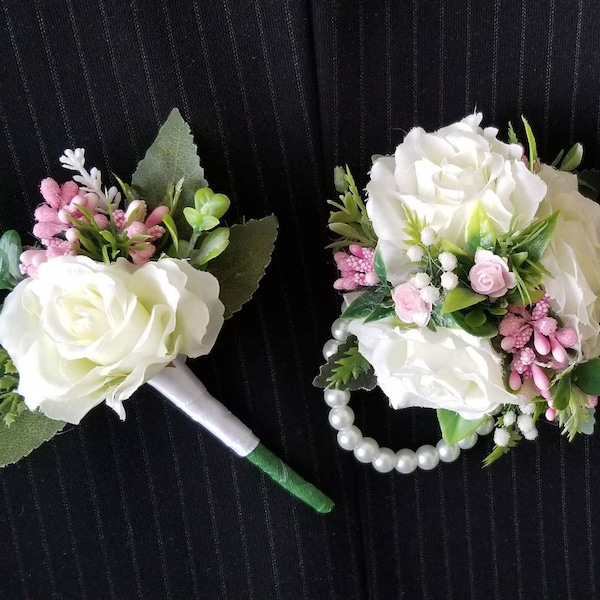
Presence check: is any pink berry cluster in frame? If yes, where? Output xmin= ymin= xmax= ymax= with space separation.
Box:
xmin=499 ymin=295 xmax=577 ymax=398
xmin=21 ymin=178 xmax=169 ymax=276
xmin=333 ymin=245 xmax=379 ymax=291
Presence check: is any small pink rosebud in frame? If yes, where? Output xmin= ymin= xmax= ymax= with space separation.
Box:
xmin=545 ymin=407 xmax=557 ymax=421
xmin=468 ymin=249 xmax=516 ymax=298
xmin=392 ymin=282 xmax=432 ymax=327
xmin=588 ymin=396 xmax=598 ymax=408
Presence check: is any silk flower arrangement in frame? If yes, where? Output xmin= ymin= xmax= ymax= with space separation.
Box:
xmin=315 ymin=113 xmax=600 ymax=472
xmin=0 ymin=109 xmax=332 ymax=513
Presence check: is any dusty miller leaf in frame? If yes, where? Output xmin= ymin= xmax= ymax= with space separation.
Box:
xmin=313 ymin=335 xmax=376 ymax=392
xmin=205 ymin=216 xmax=278 ymax=318
xmin=0 ymin=410 xmax=65 ymax=467
xmin=131 ymin=108 xmax=208 ymax=237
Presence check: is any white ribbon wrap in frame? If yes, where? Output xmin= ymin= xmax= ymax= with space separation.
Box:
xmin=148 ymin=358 xmax=260 ymax=457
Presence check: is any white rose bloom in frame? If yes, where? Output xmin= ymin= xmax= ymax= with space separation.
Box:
xmin=366 ymin=113 xmax=547 ymax=284
xmin=0 ymin=255 xmax=224 ymax=424
xmin=348 ymin=318 xmax=531 ymax=419
xmin=536 ymin=164 xmax=600 ymax=360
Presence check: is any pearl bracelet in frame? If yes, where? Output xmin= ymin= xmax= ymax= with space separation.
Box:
xmin=323 ymin=318 xmax=494 ymax=473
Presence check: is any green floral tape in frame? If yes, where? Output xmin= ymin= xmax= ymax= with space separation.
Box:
xmin=247 ymin=443 xmax=334 ymax=514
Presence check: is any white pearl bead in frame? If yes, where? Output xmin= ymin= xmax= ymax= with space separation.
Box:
xmin=331 ymin=318 xmax=349 ymax=342
xmin=324 ymin=388 xmax=350 ymax=407
xmin=322 ymin=339 xmax=340 ymax=359
xmin=436 ymin=439 xmax=461 ymax=463
xmin=328 ymin=406 xmax=355 ymax=430
xmin=353 ymin=437 xmax=379 ymax=463
xmin=476 ymin=416 xmax=494 ymax=436
xmin=372 ymin=447 xmax=396 ymax=473
xmin=416 ymin=444 xmax=440 ymax=470
xmin=395 ymin=449 xmax=417 ymax=474
xmin=457 ymin=432 xmax=478 ymax=450
xmin=337 ymin=426 xmax=362 ymax=450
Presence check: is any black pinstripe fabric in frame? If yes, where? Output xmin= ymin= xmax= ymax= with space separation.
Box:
xmin=1 ymin=1 xmax=600 ymax=598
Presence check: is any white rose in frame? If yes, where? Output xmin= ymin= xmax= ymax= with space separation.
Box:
xmin=0 ymin=255 xmax=224 ymax=423
xmin=366 ymin=113 xmax=547 ymax=284
xmin=348 ymin=318 xmax=530 ymax=419
xmin=536 ymin=164 xmax=600 ymax=360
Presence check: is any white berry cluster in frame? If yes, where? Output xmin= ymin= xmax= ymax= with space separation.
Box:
xmin=493 ymin=403 xmax=539 ymax=447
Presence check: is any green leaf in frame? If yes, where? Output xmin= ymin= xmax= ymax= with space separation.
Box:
xmin=437 ymin=409 xmax=484 ymax=445
xmin=572 ymin=359 xmax=600 ymax=395
xmin=441 ymin=286 xmax=486 ymax=314
xmin=513 ymin=212 xmax=559 ymax=263
xmin=342 ymin=289 xmax=386 ymax=320
xmin=194 ymin=188 xmax=230 ymax=219
xmin=313 ymin=335 xmax=376 ymax=391
xmin=131 ymin=108 xmax=208 ymax=238
xmin=522 ymin=116 xmax=537 ymax=172
xmin=205 ymin=216 xmax=278 ymax=318
xmin=560 ymin=142 xmax=583 ymax=172
xmin=465 ymin=201 xmax=496 ymax=254
xmin=552 ymin=372 xmax=572 ymax=411
xmin=161 ymin=213 xmax=179 ymax=255
xmin=373 ymin=249 xmax=388 ymax=287
xmin=580 ymin=408 xmax=596 ymax=435
xmin=0 ymin=410 xmax=66 ymax=467
xmin=507 ymin=121 xmax=518 ymax=144
xmin=193 ymin=227 xmax=230 ymax=266
xmin=451 ymin=311 xmax=498 ymax=338
xmin=183 ymin=208 xmax=219 ymax=232
xmin=464 ymin=308 xmax=487 ymax=328
xmin=578 ymin=169 xmax=600 ymax=201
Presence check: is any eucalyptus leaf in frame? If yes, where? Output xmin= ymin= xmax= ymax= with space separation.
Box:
xmin=437 ymin=409 xmax=484 ymax=445
xmin=0 ymin=410 xmax=66 ymax=468
xmin=193 ymin=227 xmax=230 ymax=266
xmin=205 ymin=216 xmax=278 ymax=318
xmin=131 ymin=108 xmax=208 ymax=238
xmin=559 ymin=142 xmax=583 ymax=172
xmin=580 ymin=408 xmax=596 ymax=435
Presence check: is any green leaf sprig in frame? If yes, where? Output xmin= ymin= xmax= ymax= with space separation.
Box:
xmin=326 ymin=166 xmax=377 ymax=248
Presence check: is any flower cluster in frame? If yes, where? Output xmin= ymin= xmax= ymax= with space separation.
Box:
xmin=0 ymin=111 xmax=244 ymax=427
xmin=319 ymin=113 xmax=600 ymax=464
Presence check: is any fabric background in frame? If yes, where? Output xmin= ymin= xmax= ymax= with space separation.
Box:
xmin=1 ymin=1 xmax=599 ymax=598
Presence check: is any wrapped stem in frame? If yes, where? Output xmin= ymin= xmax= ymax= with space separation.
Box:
xmin=148 ymin=359 xmax=334 ymax=513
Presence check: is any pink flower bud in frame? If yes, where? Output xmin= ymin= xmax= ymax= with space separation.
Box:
xmin=509 ymin=370 xmax=522 ymax=390
xmin=533 ymin=330 xmax=551 ymax=355
xmin=145 ymin=205 xmax=170 ymax=228
xmin=550 ymin=337 xmax=568 ymax=363
xmin=531 ymin=363 xmax=550 ymax=391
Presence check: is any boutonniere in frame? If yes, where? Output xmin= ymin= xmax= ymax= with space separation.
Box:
xmin=0 ymin=109 xmax=332 ymax=513
xmin=316 ymin=113 xmax=600 ymax=472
